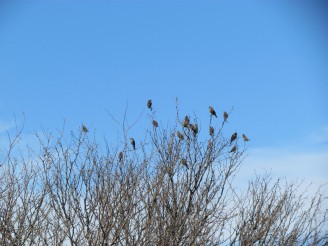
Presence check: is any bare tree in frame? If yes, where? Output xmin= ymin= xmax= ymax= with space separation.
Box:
xmin=0 ymin=126 xmax=46 ymax=245
xmin=228 ymin=174 xmax=328 ymax=246
xmin=0 ymin=102 xmax=327 ymax=245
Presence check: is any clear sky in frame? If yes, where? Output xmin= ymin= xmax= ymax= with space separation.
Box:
xmin=0 ymin=1 xmax=327 ymax=187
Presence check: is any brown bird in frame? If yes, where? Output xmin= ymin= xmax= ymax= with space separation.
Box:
xmin=152 ymin=120 xmax=158 ymax=127
xmin=130 ymin=138 xmax=136 ymax=150
xmin=190 ymin=123 xmax=198 ymax=137
xmin=230 ymin=132 xmax=237 ymax=143
xmin=223 ymin=111 xmax=228 ymax=121
xmin=242 ymin=134 xmax=250 ymax=142
xmin=181 ymin=158 xmax=188 ymax=168
xmin=209 ymin=126 xmax=214 ymax=136
xmin=209 ymin=106 xmax=217 ymax=118
xmin=82 ymin=124 xmax=88 ymax=133
xmin=147 ymin=99 xmax=152 ymax=111
xmin=229 ymin=146 xmax=237 ymax=153
xmin=118 ymin=152 xmax=123 ymax=162
xmin=177 ymin=131 xmax=184 ymax=140
xmin=182 ymin=116 xmax=190 ymax=128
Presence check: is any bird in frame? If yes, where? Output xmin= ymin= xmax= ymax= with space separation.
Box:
xmin=209 ymin=126 xmax=214 ymax=136
xmin=229 ymin=146 xmax=237 ymax=153
xmin=182 ymin=116 xmax=190 ymax=128
xmin=223 ymin=111 xmax=228 ymax=121
xmin=181 ymin=158 xmax=188 ymax=168
xmin=130 ymin=138 xmax=136 ymax=150
xmin=118 ymin=152 xmax=123 ymax=162
xmin=147 ymin=99 xmax=152 ymax=111
xmin=82 ymin=124 xmax=88 ymax=133
xmin=190 ymin=123 xmax=198 ymax=137
xmin=209 ymin=106 xmax=217 ymax=118
xmin=230 ymin=132 xmax=237 ymax=143
xmin=177 ymin=131 xmax=184 ymax=140
xmin=242 ymin=134 xmax=250 ymax=142
xmin=152 ymin=120 xmax=158 ymax=127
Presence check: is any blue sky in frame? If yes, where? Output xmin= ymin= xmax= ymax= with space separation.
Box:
xmin=0 ymin=1 xmax=327 ymax=186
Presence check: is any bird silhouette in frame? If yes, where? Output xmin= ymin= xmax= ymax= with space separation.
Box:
xmin=177 ymin=131 xmax=184 ymax=140
xmin=242 ymin=134 xmax=250 ymax=141
xmin=147 ymin=99 xmax=152 ymax=111
xmin=190 ymin=124 xmax=198 ymax=137
xmin=182 ymin=116 xmax=190 ymax=128
xmin=230 ymin=132 xmax=237 ymax=143
xmin=207 ymin=140 xmax=212 ymax=149
xmin=209 ymin=126 xmax=214 ymax=136
xmin=229 ymin=146 xmax=237 ymax=153
xmin=152 ymin=120 xmax=158 ymax=127
xmin=181 ymin=158 xmax=188 ymax=168
xmin=118 ymin=152 xmax=123 ymax=162
xmin=209 ymin=106 xmax=217 ymax=118
xmin=130 ymin=138 xmax=136 ymax=150
xmin=223 ymin=111 xmax=228 ymax=121
xmin=82 ymin=124 xmax=88 ymax=133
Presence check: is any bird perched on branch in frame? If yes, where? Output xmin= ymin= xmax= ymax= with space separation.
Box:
xmin=152 ymin=120 xmax=158 ymax=128
xmin=181 ymin=158 xmax=188 ymax=168
xmin=209 ymin=106 xmax=217 ymax=118
xmin=190 ymin=124 xmax=198 ymax=137
xmin=118 ymin=152 xmax=123 ymax=162
xmin=230 ymin=146 xmax=237 ymax=153
xmin=223 ymin=111 xmax=228 ymax=121
xmin=242 ymin=134 xmax=250 ymax=141
xmin=82 ymin=124 xmax=88 ymax=133
xmin=130 ymin=138 xmax=136 ymax=150
xmin=147 ymin=99 xmax=152 ymax=111
xmin=177 ymin=131 xmax=184 ymax=140
xmin=230 ymin=132 xmax=237 ymax=143
xmin=209 ymin=126 xmax=214 ymax=136
xmin=182 ymin=116 xmax=190 ymax=128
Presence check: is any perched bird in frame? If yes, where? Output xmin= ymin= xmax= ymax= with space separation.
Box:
xmin=230 ymin=132 xmax=237 ymax=143
xmin=182 ymin=116 xmax=190 ymax=128
xmin=207 ymin=140 xmax=212 ymax=149
xmin=229 ymin=146 xmax=237 ymax=153
xmin=223 ymin=111 xmax=228 ymax=121
xmin=118 ymin=152 xmax=123 ymax=162
xmin=130 ymin=138 xmax=136 ymax=150
xmin=147 ymin=99 xmax=152 ymax=111
xmin=242 ymin=134 xmax=250 ymax=142
xmin=209 ymin=106 xmax=217 ymax=118
xmin=177 ymin=131 xmax=184 ymax=140
xmin=190 ymin=123 xmax=198 ymax=137
xmin=152 ymin=120 xmax=159 ymax=128
xmin=185 ymin=115 xmax=190 ymax=123
xmin=209 ymin=126 xmax=214 ymax=136
xmin=82 ymin=124 xmax=88 ymax=133
xmin=181 ymin=158 xmax=188 ymax=168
